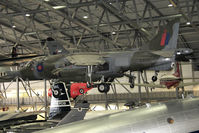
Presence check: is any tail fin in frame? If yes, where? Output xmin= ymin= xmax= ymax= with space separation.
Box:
xmin=45 ymin=37 xmax=69 ymax=55
xmin=142 ymin=19 xmax=180 ymax=51
xmin=173 ymin=62 xmax=181 ymax=77
xmin=49 ymin=83 xmax=71 ymax=120
xmin=57 ymin=101 xmax=90 ymax=126
xmin=11 ymin=46 xmax=18 ymax=58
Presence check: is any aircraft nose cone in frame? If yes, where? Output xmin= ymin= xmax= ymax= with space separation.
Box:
xmin=0 ymin=72 xmax=7 ymax=77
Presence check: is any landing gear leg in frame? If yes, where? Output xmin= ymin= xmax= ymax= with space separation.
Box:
xmin=87 ymin=65 xmax=93 ymax=88
xmin=176 ymin=87 xmax=179 ymax=99
xmin=129 ymin=71 xmax=135 ymax=88
xmin=86 ymin=82 xmax=92 ymax=88
xmin=181 ymin=88 xmax=185 ymax=99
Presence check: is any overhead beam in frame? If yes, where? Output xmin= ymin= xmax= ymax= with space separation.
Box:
xmin=100 ymin=0 xmax=152 ymax=39
xmin=0 ymin=33 xmax=43 ymax=53
xmin=67 ymin=0 xmax=129 ymax=8
xmin=0 ymin=19 xmax=44 ymax=53
xmin=169 ymin=0 xmax=199 ymax=33
xmin=0 ymin=9 xmax=48 ymax=17
xmin=25 ymin=13 xmax=185 ymax=35
xmin=143 ymin=0 xmax=164 ymax=16
xmin=31 ymin=0 xmax=123 ymax=48
xmin=0 ymin=1 xmax=74 ymax=46
xmin=66 ymin=0 xmax=194 ymax=9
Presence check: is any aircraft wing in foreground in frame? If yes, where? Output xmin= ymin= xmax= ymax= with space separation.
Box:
xmin=36 ymin=98 xmax=199 ymax=133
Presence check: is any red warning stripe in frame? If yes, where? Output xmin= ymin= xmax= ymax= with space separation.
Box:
xmin=160 ymin=29 xmax=167 ymax=46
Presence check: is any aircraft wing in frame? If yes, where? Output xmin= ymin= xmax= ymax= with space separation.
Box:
xmin=177 ymin=82 xmax=199 ymax=88
xmin=0 ymin=71 xmax=20 ymax=82
xmin=110 ymin=81 xmax=199 ymax=88
xmin=0 ymin=54 xmax=43 ymax=66
xmin=134 ymin=83 xmax=166 ymax=88
xmin=108 ymin=82 xmax=166 ymax=88
xmin=0 ymin=111 xmax=41 ymax=128
xmin=183 ymin=77 xmax=199 ymax=80
xmin=151 ymin=50 xmax=175 ymax=58
xmin=57 ymin=102 xmax=90 ymax=126
xmin=0 ymin=77 xmax=14 ymax=82
xmin=66 ymin=54 xmax=106 ymax=66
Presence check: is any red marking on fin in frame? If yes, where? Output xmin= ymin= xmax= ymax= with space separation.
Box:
xmin=160 ymin=29 xmax=167 ymax=46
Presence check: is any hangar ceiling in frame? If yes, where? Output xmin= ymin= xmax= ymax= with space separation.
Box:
xmin=0 ymin=0 xmax=199 ymax=68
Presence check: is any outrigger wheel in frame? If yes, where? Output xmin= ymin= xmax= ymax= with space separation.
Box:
xmin=152 ymin=76 xmax=158 ymax=82
xmin=52 ymin=88 xmax=61 ymax=98
xmin=130 ymin=83 xmax=134 ymax=88
xmin=129 ymin=76 xmax=135 ymax=88
xmin=152 ymin=71 xmax=158 ymax=82
xmin=98 ymin=83 xmax=110 ymax=93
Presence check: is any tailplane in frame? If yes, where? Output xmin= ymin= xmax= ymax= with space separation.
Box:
xmin=142 ymin=19 xmax=180 ymax=51
xmin=56 ymin=101 xmax=90 ymax=126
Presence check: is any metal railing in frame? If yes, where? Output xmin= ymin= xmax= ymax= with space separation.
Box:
xmin=0 ymin=91 xmax=198 ymax=106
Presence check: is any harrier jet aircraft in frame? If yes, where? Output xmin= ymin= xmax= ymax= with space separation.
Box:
xmin=0 ymin=19 xmax=193 ymax=94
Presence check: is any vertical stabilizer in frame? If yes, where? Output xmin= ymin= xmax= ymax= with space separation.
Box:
xmin=46 ymin=37 xmax=69 ymax=55
xmin=49 ymin=83 xmax=71 ymax=120
xmin=57 ymin=102 xmax=90 ymax=126
xmin=142 ymin=19 xmax=180 ymax=51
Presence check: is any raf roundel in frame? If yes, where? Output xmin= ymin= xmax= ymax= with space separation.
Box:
xmin=36 ymin=63 xmax=44 ymax=72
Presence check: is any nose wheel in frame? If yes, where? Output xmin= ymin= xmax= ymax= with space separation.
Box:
xmin=52 ymin=88 xmax=61 ymax=98
xmin=98 ymin=83 xmax=110 ymax=93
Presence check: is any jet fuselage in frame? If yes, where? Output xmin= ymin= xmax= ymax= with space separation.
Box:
xmin=16 ymin=49 xmax=174 ymax=83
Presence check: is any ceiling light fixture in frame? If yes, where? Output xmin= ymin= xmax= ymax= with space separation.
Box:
xmin=44 ymin=0 xmax=50 ymax=2
xmin=83 ymin=15 xmax=88 ymax=19
xmin=186 ymin=22 xmax=191 ymax=25
xmin=53 ymin=6 xmax=66 ymax=10
xmin=168 ymin=4 xmax=173 ymax=7
xmin=12 ymin=25 xmax=16 ymax=28
xmin=24 ymin=32 xmax=36 ymax=36
xmin=25 ymin=13 xmax=30 ymax=17
xmin=112 ymin=31 xmax=116 ymax=35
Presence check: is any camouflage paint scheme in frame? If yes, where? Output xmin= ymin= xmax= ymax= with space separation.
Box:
xmin=1 ymin=19 xmax=192 ymax=84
